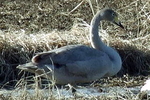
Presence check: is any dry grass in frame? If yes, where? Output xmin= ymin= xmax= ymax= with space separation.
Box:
xmin=0 ymin=0 xmax=150 ymax=99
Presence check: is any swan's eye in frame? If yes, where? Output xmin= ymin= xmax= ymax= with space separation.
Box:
xmin=112 ymin=13 xmax=115 ymax=16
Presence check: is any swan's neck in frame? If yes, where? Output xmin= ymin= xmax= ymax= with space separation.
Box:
xmin=90 ymin=11 xmax=122 ymax=76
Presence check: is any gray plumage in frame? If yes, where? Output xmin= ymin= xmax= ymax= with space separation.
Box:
xmin=17 ymin=8 xmax=124 ymax=84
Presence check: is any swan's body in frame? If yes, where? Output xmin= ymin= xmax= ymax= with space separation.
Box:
xmin=17 ymin=8 xmax=123 ymax=84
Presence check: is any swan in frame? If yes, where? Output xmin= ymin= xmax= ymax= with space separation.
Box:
xmin=17 ymin=8 xmax=124 ymax=84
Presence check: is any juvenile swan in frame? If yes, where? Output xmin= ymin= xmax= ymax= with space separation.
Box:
xmin=17 ymin=8 xmax=124 ymax=84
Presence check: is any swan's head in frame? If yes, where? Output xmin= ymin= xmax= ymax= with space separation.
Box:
xmin=100 ymin=8 xmax=124 ymax=29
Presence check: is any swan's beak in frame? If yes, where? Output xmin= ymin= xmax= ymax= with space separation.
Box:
xmin=113 ymin=16 xmax=124 ymax=29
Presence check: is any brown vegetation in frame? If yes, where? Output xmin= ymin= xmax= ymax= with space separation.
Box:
xmin=0 ymin=0 xmax=150 ymax=99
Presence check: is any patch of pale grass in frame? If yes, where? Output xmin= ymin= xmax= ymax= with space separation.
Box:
xmin=0 ymin=76 xmax=144 ymax=100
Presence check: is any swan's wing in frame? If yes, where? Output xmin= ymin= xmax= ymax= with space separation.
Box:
xmin=31 ymin=45 xmax=111 ymax=75
xmin=18 ymin=45 xmax=111 ymax=77
xmin=32 ymin=45 xmax=107 ymax=65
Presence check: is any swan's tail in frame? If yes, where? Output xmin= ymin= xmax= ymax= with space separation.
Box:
xmin=17 ymin=63 xmax=53 ymax=79
xmin=17 ymin=62 xmax=39 ymax=73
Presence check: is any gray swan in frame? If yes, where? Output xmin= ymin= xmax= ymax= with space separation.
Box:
xmin=17 ymin=8 xmax=124 ymax=84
